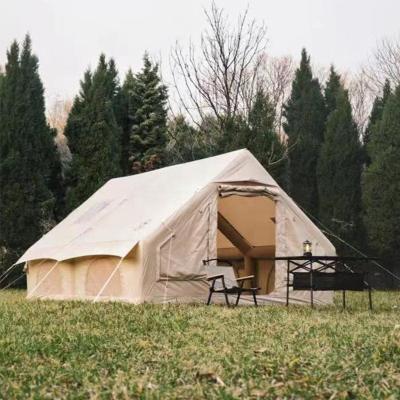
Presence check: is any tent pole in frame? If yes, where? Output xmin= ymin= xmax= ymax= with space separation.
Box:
xmin=243 ymin=255 xmax=254 ymax=289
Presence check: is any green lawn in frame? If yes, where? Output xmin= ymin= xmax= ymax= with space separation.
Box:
xmin=0 ymin=290 xmax=399 ymax=399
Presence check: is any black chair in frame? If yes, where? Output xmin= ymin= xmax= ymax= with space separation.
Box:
xmin=203 ymin=258 xmax=260 ymax=307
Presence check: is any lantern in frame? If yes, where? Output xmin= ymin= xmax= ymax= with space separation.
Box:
xmin=303 ymin=240 xmax=312 ymax=256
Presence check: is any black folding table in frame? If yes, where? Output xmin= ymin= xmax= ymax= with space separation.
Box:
xmin=273 ymin=256 xmax=376 ymax=309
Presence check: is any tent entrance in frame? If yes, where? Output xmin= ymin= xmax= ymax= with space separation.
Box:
xmin=216 ymin=192 xmax=276 ymax=294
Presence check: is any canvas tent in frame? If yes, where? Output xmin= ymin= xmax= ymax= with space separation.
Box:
xmin=18 ymin=149 xmax=336 ymax=305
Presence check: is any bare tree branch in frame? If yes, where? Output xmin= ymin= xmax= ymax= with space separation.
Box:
xmin=257 ymin=54 xmax=294 ymax=133
xmin=170 ymin=2 xmax=267 ymax=133
xmin=47 ymin=97 xmax=73 ymax=169
xmin=347 ymin=72 xmax=375 ymax=134
xmin=363 ymin=34 xmax=400 ymax=95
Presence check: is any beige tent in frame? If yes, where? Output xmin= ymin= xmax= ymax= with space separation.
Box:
xmin=18 ymin=149 xmax=335 ymax=304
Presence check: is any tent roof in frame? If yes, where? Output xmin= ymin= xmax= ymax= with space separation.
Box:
xmin=17 ymin=149 xmax=333 ymax=264
xmin=18 ymin=149 xmax=279 ymax=263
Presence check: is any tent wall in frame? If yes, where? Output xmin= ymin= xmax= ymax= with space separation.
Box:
xmin=140 ymin=185 xmax=218 ymax=303
xmin=26 ymin=245 xmax=143 ymax=302
xmin=218 ymin=195 xmax=276 ymax=255
xmin=256 ymin=259 xmax=275 ymax=294
xmin=27 ymin=259 xmax=69 ymax=298
xmin=271 ymin=195 xmax=335 ymax=305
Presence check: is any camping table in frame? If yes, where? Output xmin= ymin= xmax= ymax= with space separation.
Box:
xmin=272 ymin=256 xmax=377 ymax=309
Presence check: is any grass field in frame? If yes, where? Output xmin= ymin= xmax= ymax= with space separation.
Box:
xmin=0 ymin=290 xmax=399 ymax=399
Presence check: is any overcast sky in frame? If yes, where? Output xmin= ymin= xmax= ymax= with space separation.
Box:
xmin=0 ymin=0 xmax=399 ymax=106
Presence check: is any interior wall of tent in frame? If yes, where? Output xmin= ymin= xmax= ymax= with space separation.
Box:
xmin=217 ymin=194 xmax=335 ymax=304
xmin=217 ymin=195 xmax=276 ymax=294
xmin=26 ymin=245 xmax=143 ymax=301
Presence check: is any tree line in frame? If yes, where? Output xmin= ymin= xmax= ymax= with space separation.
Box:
xmin=0 ymin=6 xmax=399 ymax=287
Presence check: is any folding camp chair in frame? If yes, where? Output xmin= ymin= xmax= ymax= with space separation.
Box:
xmin=203 ymin=258 xmax=260 ymax=307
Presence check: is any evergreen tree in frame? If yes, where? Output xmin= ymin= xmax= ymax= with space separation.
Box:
xmin=104 ymin=58 xmax=120 ymax=100
xmin=64 ymin=70 xmax=93 ymax=157
xmin=324 ymin=66 xmax=341 ymax=116
xmin=197 ymin=115 xmax=227 ymax=157
xmin=129 ymin=54 xmax=168 ymax=173
xmin=364 ymin=80 xmax=391 ymax=165
xmin=283 ymin=49 xmax=326 ymax=217
xmin=167 ymin=91 xmax=287 ymax=185
xmin=0 ymin=36 xmax=61 ymax=272
xmin=363 ymin=85 xmax=400 ymax=269
xmin=317 ymin=88 xmax=364 ymax=253
xmin=118 ymin=69 xmax=137 ymax=174
xmin=64 ymin=55 xmax=121 ymax=212
xmin=245 ymin=89 xmax=287 ymax=185
xmin=0 ymin=67 xmax=4 ymax=93
xmin=167 ymin=115 xmax=210 ymax=163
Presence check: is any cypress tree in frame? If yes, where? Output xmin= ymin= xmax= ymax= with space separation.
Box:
xmin=118 ymin=69 xmax=138 ymax=174
xmin=64 ymin=70 xmax=93 ymax=157
xmin=364 ymin=80 xmax=391 ymax=165
xmin=317 ymin=87 xmax=364 ymax=252
xmin=246 ymin=89 xmax=287 ymax=185
xmin=129 ymin=54 xmax=168 ymax=173
xmin=0 ymin=67 xmax=4 ymax=93
xmin=363 ymin=85 xmax=400 ymax=271
xmin=324 ymin=66 xmax=341 ymax=116
xmin=0 ymin=36 xmax=60 ymax=272
xmin=283 ymin=49 xmax=326 ymax=217
xmin=64 ymin=55 xmax=121 ymax=212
